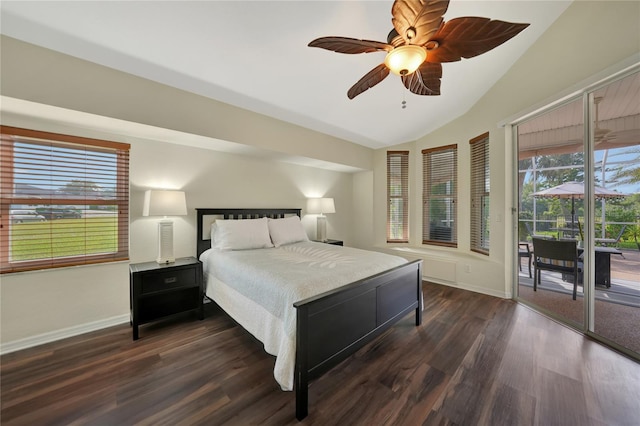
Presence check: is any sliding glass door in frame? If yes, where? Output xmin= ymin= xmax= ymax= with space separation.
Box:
xmin=589 ymin=73 xmax=640 ymax=355
xmin=515 ymin=70 xmax=640 ymax=358
xmin=517 ymin=98 xmax=585 ymax=327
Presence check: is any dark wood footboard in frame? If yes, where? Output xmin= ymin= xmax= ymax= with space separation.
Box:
xmin=293 ymin=259 xmax=423 ymax=420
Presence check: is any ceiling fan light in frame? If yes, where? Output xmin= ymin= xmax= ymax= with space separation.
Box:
xmin=384 ymin=45 xmax=426 ymax=76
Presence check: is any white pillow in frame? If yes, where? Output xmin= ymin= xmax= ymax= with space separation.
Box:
xmin=268 ymin=216 xmax=309 ymax=247
xmin=212 ymin=217 xmax=273 ymax=250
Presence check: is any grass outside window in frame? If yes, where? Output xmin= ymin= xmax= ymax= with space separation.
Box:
xmin=10 ymin=217 xmax=119 ymax=261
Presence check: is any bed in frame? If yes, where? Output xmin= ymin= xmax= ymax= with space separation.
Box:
xmin=196 ymin=208 xmax=423 ymax=420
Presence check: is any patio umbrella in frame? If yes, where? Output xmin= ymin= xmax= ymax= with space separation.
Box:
xmin=533 ymin=181 xmax=627 ymax=229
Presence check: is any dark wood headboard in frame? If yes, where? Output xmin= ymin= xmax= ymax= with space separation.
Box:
xmin=196 ymin=208 xmax=302 ymax=258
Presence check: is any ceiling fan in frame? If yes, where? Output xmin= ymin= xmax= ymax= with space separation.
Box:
xmin=309 ymin=0 xmax=529 ymax=99
xmin=594 ymin=96 xmax=614 ymax=143
xmin=591 ymin=96 xmax=640 ymax=147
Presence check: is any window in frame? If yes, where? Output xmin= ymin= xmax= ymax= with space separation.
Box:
xmin=387 ymin=151 xmax=409 ymax=242
xmin=470 ymin=132 xmax=490 ymax=254
xmin=1 ymin=126 xmax=130 ymax=273
xmin=422 ymin=144 xmax=457 ymax=247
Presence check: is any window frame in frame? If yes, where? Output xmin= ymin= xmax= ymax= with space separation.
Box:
xmin=387 ymin=151 xmax=410 ymax=243
xmin=1 ymin=126 xmax=130 ymax=273
xmin=470 ymin=132 xmax=490 ymax=255
xmin=422 ymin=144 xmax=457 ymax=247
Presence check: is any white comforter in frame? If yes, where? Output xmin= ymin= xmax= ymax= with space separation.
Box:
xmin=199 ymin=241 xmax=407 ymax=390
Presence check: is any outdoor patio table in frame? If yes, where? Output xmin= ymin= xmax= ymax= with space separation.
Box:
xmin=576 ymin=246 xmax=624 ymax=288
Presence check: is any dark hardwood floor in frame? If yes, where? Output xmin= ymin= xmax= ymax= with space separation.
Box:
xmin=2 ymin=282 xmax=639 ymax=425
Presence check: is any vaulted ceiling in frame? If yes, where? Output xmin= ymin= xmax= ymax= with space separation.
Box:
xmin=0 ymin=1 xmax=572 ymax=149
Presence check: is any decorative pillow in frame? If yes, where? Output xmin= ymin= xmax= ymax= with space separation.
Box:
xmin=268 ymin=215 xmax=309 ymax=247
xmin=210 ymin=222 xmax=218 ymax=247
xmin=212 ymin=217 xmax=273 ymax=250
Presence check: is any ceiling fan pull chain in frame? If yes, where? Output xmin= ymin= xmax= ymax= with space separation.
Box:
xmin=402 ymin=88 xmax=407 ymax=109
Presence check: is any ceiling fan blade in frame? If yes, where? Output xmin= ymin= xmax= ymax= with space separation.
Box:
xmin=347 ymin=64 xmax=390 ymax=99
xmin=391 ymin=0 xmax=449 ymax=46
xmin=401 ymin=62 xmax=442 ymax=95
xmin=608 ymin=128 xmax=640 ymax=142
xmin=426 ymin=17 xmax=529 ymax=63
xmin=597 ymin=129 xmax=640 ymax=149
xmin=308 ymin=36 xmax=392 ymax=54
xmin=595 ymin=127 xmax=613 ymax=142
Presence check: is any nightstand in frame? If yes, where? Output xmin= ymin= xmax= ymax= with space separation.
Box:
xmin=313 ymin=239 xmax=343 ymax=246
xmin=129 ymin=257 xmax=203 ymax=340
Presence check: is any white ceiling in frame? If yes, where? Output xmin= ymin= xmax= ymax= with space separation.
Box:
xmin=0 ymin=1 xmax=572 ymax=149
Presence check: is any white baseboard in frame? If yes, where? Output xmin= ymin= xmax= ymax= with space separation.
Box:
xmin=424 ymin=275 xmax=511 ymax=299
xmin=0 ymin=314 xmax=130 ymax=355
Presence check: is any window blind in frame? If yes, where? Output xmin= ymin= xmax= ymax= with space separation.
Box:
xmin=470 ymin=132 xmax=490 ymax=255
xmin=422 ymin=144 xmax=457 ymax=247
xmin=387 ymin=151 xmax=409 ymax=243
xmin=1 ymin=126 xmax=130 ymax=273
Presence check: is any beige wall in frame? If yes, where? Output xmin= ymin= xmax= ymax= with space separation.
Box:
xmin=0 ymin=36 xmax=373 ymax=172
xmin=351 ymin=171 xmax=374 ymax=249
xmin=128 ymin=138 xmax=354 ymax=263
xmin=370 ymin=0 xmax=640 ymax=296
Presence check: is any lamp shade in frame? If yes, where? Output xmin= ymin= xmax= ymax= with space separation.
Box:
xmin=384 ymin=45 xmax=426 ymax=76
xmin=307 ymin=197 xmax=335 ymax=214
xmin=143 ymin=190 xmax=187 ymax=216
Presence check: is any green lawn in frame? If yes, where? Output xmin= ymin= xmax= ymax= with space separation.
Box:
xmin=619 ymin=240 xmax=640 ymax=251
xmin=11 ymin=218 xmax=119 ymax=261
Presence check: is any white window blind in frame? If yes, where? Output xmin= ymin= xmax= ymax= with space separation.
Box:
xmin=1 ymin=126 xmax=130 ymax=273
xmin=422 ymin=144 xmax=457 ymax=247
xmin=470 ymin=132 xmax=490 ymax=255
xmin=387 ymin=151 xmax=409 ymax=242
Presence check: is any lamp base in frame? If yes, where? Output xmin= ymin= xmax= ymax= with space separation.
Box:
xmin=316 ymin=215 xmax=327 ymax=242
xmin=156 ymin=220 xmax=175 ymax=264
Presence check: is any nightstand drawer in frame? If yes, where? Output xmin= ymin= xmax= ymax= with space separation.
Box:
xmin=141 ymin=268 xmax=196 ymax=294
xmin=137 ymin=288 xmax=200 ymax=323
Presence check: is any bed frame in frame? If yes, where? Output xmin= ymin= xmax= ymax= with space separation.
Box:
xmin=196 ymin=208 xmax=423 ymax=420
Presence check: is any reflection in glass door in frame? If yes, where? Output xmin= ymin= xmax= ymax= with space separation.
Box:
xmin=516 ymin=70 xmax=640 ymax=358
xmin=590 ymin=72 xmax=640 ymax=355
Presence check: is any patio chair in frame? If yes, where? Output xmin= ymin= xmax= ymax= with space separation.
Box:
xmin=595 ymin=224 xmax=626 ymax=248
xmin=519 ymin=242 xmax=532 ymax=278
xmin=532 ymin=237 xmax=582 ymax=300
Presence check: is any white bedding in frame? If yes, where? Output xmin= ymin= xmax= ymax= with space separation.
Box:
xmin=199 ymin=241 xmax=408 ymax=390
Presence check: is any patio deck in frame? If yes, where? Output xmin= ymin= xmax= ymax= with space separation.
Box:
xmin=518 ymin=248 xmax=640 ymax=354
xmin=519 ymin=248 xmax=640 ymax=307
xmin=611 ymin=248 xmax=640 ymax=282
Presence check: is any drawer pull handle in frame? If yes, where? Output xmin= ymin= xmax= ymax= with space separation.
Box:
xmin=164 ymin=277 xmax=177 ymax=284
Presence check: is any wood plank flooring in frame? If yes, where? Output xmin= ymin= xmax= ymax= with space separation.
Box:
xmin=2 ymin=282 xmax=640 ymax=425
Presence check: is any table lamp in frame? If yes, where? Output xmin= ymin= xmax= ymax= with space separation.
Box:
xmin=307 ymin=197 xmax=335 ymax=242
xmin=143 ymin=190 xmax=187 ymax=263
